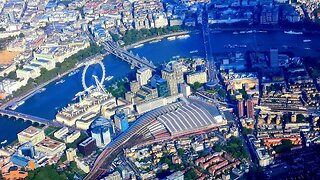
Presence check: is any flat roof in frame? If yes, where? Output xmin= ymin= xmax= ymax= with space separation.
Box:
xmin=18 ymin=126 xmax=42 ymax=138
xmin=79 ymin=137 xmax=95 ymax=146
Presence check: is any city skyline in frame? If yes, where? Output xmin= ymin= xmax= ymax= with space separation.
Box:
xmin=0 ymin=0 xmax=320 ymax=180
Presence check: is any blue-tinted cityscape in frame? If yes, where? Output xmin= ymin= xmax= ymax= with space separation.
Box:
xmin=0 ymin=0 xmax=319 ymax=179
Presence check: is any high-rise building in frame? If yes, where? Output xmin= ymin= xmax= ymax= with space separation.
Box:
xmin=78 ymin=137 xmax=96 ymax=156
xmin=161 ymin=69 xmax=178 ymax=96
xmin=270 ymin=48 xmax=279 ymax=67
xmin=19 ymin=143 xmax=36 ymax=158
xmin=171 ymin=62 xmax=184 ymax=84
xmin=136 ymin=67 xmax=152 ymax=86
xmin=114 ymin=109 xmax=129 ymax=132
xmin=238 ymin=100 xmax=244 ymax=118
xmin=161 ymin=61 xmax=185 ymax=95
xmin=156 ymin=78 xmax=169 ymax=97
xmin=90 ymin=116 xmax=113 ymax=148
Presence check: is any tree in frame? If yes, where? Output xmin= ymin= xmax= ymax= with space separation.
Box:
xmin=213 ymin=143 xmax=222 ymax=152
xmin=185 ymin=169 xmax=198 ymax=180
xmin=273 ymin=139 xmax=293 ymax=153
xmin=26 ymin=165 xmax=68 ymax=180
xmin=296 ymin=114 xmax=306 ymax=123
xmin=6 ymin=71 xmax=17 ymax=79
xmin=242 ymin=127 xmax=253 ymax=135
xmin=239 ymin=88 xmax=248 ymax=100
xmin=189 ymin=82 xmax=202 ymax=90
xmin=223 ymin=136 xmax=248 ymax=160
xmin=109 ymin=32 xmax=120 ymax=42
xmin=177 ymin=148 xmax=184 ymax=156
xmin=199 ymin=151 xmax=208 ymax=157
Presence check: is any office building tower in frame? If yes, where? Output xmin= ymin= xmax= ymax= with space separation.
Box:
xmin=270 ymin=48 xmax=279 ymax=67
xmin=136 ymin=67 xmax=152 ymax=86
xmin=114 ymin=109 xmax=129 ymax=132
xmin=161 ymin=61 xmax=185 ymax=95
xmin=162 ymin=69 xmax=178 ymax=95
xmin=19 ymin=143 xmax=36 ymax=158
xmin=171 ymin=62 xmax=184 ymax=84
xmin=156 ymin=78 xmax=169 ymax=97
xmin=78 ymin=137 xmax=96 ymax=156
xmin=90 ymin=116 xmax=113 ymax=148
xmin=238 ymin=100 xmax=244 ymax=118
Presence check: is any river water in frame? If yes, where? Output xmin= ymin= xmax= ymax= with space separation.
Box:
xmin=1 ymin=31 xmax=320 ymax=147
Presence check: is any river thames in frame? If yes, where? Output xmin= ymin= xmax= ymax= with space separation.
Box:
xmin=1 ymin=31 xmax=320 ymax=147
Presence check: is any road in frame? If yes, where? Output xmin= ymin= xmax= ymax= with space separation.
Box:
xmin=202 ymin=3 xmax=217 ymax=83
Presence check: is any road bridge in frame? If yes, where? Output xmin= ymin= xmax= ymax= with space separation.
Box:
xmin=0 ymin=109 xmax=60 ymax=127
xmin=202 ymin=3 xmax=218 ymax=82
xmin=102 ymin=41 xmax=156 ymax=71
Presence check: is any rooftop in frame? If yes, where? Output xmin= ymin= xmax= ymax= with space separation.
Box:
xmin=17 ymin=126 xmax=42 ymax=138
xmin=35 ymin=137 xmax=64 ymax=151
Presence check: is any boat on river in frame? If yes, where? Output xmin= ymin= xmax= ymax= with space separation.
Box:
xmin=167 ymin=36 xmax=176 ymax=41
xmin=68 ymin=69 xmax=80 ymax=76
xmin=190 ymin=50 xmax=198 ymax=54
xmin=37 ymin=88 xmax=46 ymax=94
xmin=149 ymin=39 xmax=161 ymax=44
xmin=133 ymin=44 xmax=144 ymax=48
xmin=177 ymin=34 xmax=190 ymax=39
xmin=284 ymin=30 xmax=303 ymax=35
xmin=0 ymin=140 xmax=7 ymax=145
xmin=9 ymin=101 xmax=25 ymax=110
xmin=55 ymin=79 xmax=65 ymax=85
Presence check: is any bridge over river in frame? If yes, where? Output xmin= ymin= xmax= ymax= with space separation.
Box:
xmin=102 ymin=41 xmax=156 ymax=70
xmin=0 ymin=109 xmax=61 ymax=127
